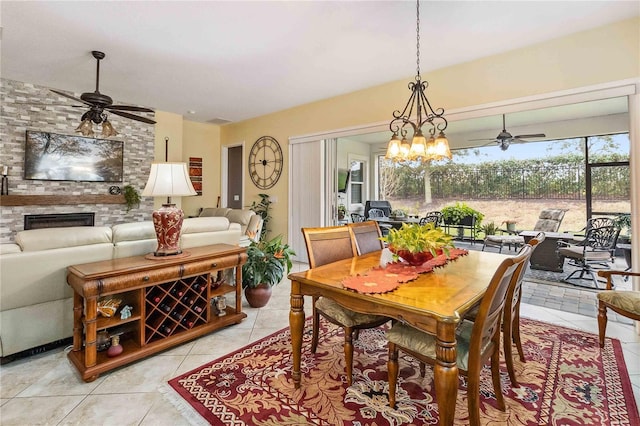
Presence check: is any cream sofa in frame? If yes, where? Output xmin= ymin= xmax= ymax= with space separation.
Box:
xmin=198 ymin=207 xmax=263 ymax=246
xmin=0 ymin=216 xmax=241 ymax=358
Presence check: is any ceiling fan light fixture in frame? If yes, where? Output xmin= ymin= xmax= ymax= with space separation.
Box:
xmin=386 ymin=0 xmax=450 ymax=163
xmin=101 ymin=118 xmax=118 ymax=138
xmin=76 ymin=118 xmax=94 ymax=137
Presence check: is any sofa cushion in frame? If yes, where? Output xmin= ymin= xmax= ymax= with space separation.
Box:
xmin=225 ymin=209 xmax=255 ymax=227
xmin=111 ymin=221 xmax=156 ymax=243
xmin=0 ymin=244 xmax=22 ymax=254
xmin=182 ymin=217 xmax=230 ymax=233
xmin=16 ymin=226 xmax=113 ymax=251
xmin=199 ymin=207 xmax=231 ymax=218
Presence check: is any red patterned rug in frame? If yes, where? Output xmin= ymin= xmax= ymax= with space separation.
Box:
xmin=166 ymin=317 xmax=639 ymax=425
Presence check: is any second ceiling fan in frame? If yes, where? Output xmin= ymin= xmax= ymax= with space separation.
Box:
xmin=470 ymin=114 xmax=546 ymax=151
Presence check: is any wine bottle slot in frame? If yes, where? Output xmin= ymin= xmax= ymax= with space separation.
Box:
xmin=170 ymin=287 xmax=184 ymax=297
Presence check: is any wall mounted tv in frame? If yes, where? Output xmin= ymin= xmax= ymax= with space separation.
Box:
xmin=24 ymin=131 xmax=124 ymax=182
xmin=337 ymin=168 xmax=350 ymax=193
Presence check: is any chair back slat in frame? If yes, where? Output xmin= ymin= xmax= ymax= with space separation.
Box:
xmin=301 ymin=226 xmax=357 ymax=268
xmin=349 ymin=221 xmax=384 ymax=255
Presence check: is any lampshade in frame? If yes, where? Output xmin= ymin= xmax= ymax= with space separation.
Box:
xmin=75 ymin=119 xmax=94 ymax=137
xmin=142 ymin=163 xmax=197 ymax=198
xmin=101 ymin=119 xmax=118 ymax=138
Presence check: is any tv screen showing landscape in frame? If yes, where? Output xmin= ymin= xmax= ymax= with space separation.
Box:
xmin=24 ymin=131 xmax=124 ymax=182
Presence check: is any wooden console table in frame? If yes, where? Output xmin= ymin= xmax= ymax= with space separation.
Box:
xmin=67 ymin=244 xmax=247 ymax=382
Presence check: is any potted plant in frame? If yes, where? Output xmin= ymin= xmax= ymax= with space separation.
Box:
xmin=441 ymin=202 xmax=484 ymax=240
xmin=380 ymin=222 xmax=455 ymax=265
xmin=338 ymin=204 xmax=347 ymax=220
xmin=122 ymin=184 xmax=141 ymax=212
xmin=481 ymin=221 xmax=500 ymax=236
xmin=501 ymin=219 xmax=518 ymax=233
xmin=242 ymin=235 xmax=295 ymax=308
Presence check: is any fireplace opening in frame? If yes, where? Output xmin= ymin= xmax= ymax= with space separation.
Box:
xmin=24 ymin=213 xmax=95 ymax=230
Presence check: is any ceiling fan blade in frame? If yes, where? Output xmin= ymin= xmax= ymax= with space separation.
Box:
xmin=468 ymin=137 xmax=498 ymax=142
xmin=50 ymin=89 xmax=92 ymax=106
xmin=16 ymin=101 xmax=85 ymax=108
xmin=109 ymin=109 xmax=156 ymax=124
xmin=105 ymin=104 xmax=154 ymax=113
xmin=513 ymin=133 xmax=546 ymax=139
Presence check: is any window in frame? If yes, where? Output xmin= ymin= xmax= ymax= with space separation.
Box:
xmin=348 ymin=156 xmax=367 ymax=207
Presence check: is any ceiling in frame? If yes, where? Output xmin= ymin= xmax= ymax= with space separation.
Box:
xmin=1 ymin=1 xmax=638 ymax=124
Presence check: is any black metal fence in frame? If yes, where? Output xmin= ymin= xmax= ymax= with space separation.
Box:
xmin=430 ymin=164 xmax=629 ymax=201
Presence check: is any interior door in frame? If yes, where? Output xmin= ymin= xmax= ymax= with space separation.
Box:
xmin=227 ymin=146 xmax=243 ymax=208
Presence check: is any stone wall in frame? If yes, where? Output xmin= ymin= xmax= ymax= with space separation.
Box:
xmin=0 ymin=78 xmax=155 ymax=243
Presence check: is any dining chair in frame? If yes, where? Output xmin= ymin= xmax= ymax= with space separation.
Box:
xmin=596 ymin=270 xmax=640 ymax=348
xmin=386 ymin=245 xmax=533 ymax=425
xmin=301 ymin=226 xmax=389 ymax=386
xmin=348 ymin=220 xmax=384 ymax=255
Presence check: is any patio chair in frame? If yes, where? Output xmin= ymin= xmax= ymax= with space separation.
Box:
xmin=366 ymin=208 xmax=392 ymax=235
xmin=419 ymin=211 xmax=442 ymax=227
xmin=386 ymin=245 xmax=533 ymax=424
xmin=350 ymin=213 xmax=365 ymax=223
xmin=557 ymin=224 xmax=620 ymax=289
xmin=596 ymin=270 xmax=640 ymax=348
xmin=482 ymin=208 xmax=565 ymax=253
xmin=301 ymin=226 xmax=389 ymax=386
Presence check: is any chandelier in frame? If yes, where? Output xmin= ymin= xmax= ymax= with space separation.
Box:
xmin=75 ymin=109 xmax=118 ymax=138
xmin=385 ymin=0 xmax=451 ymax=163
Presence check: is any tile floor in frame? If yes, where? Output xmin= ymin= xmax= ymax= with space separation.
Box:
xmin=1 ymin=261 xmax=638 ymax=425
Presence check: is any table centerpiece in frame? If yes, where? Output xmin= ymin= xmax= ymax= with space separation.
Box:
xmin=380 ymin=222 xmax=455 ymax=266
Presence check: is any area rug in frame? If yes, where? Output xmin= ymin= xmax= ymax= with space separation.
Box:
xmin=166 ymin=318 xmax=639 ymax=425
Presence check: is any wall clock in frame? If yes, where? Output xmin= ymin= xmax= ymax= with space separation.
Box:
xmin=248 ymin=136 xmax=283 ymax=190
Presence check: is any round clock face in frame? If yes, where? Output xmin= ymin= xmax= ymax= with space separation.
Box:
xmin=249 ymin=136 xmax=283 ymax=190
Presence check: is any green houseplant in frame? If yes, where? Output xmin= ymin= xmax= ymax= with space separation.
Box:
xmin=242 ymin=235 xmax=295 ymax=307
xmin=122 ymin=184 xmax=141 ymax=212
xmin=380 ymin=223 xmax=454 ymax=265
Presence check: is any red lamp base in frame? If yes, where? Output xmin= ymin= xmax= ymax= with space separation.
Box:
xmin=151 ymin=204 xmax=185 ymax=256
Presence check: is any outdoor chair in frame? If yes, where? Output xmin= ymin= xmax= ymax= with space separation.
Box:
xmin=482 ymin=208 xmax=565 ymax=253
xmin=419 ymin=211 xmax=443 ymax=227
xmin=350 ymin=213 xmax=365 ymax=223
xmin=596 ymin=270 xmax=640 ymax=348
xmin=348 ymin=221 xmax=384 ymax=255
xmin=301 ymin=226 xmax=389 ymax=386
xmin=366 ymin=208 xmax=392 ymax=235
xmin=386 ymin=245 xmax=533 ymax=425
xmin=557 ymin=224 xmax=620 ymax=289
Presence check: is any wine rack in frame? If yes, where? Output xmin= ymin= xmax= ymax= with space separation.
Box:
xmin=67 ymin=244 xmax=247 ymax=382
xmin=144 ymin=274 xmax=209 ymax=343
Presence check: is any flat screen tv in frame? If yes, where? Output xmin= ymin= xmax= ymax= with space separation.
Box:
xmin=337 ymin=168 xmax=350 ymax=193
xmin=24 ymin=131 xmax=124 ymax=182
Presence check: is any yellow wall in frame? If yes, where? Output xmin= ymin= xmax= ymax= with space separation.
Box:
xmin=153 ymin=111 xmax=221 ymax=216
xmin=158 ymin=17 xmax=640 ymax=240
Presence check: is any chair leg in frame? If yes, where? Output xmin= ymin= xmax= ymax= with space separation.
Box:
xmin=597 ymin=301 xmax=608 ymax=348
xmin=513 ymin=304 xmax=526 ymax=363
xmin=491 ymin=345 xmax=506 ymax=412
xmin=388 ymin=342 xmax=399 ymax=408
xmin=344 ymin=326 xmax=354 ymax=386
xmin=467 ymin=362 xmax=482 ymax=426
xmin=502 ymin=317 xmax=518 ymax=387
xmin=311 ymin=296 xmax=320 ymax=353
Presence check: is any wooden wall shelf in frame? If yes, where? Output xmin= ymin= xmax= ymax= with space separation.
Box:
xmin=0 ymin=195 xmax=125 ymax=206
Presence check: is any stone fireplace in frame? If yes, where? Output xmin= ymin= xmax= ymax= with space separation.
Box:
xmin=24 ymin=213 xmax=95 ymax=230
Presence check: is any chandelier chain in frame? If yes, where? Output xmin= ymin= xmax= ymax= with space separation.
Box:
xmin=416 ymin=0 xmax=420 ymax=79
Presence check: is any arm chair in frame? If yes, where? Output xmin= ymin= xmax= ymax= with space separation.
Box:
xmin=419 ymin=211 xmax=443 ymax=227
xmin=386 ymin=245 xmax=533 ymax=425
xmin=596 ymin=270 xmax=640 ymax=348
xmin=558 ymin=225 xmax=620 ymax=289
xmin=301 ymin=226 xmax=389 ymax=386
xmin=348 ymin=221 xmax=384 ymax=255
xmin=482 ymin=208 xmax=565 ymax=253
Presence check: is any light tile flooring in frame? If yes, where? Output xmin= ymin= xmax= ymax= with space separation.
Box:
xmin=1 ymin=261 xmax=638 ymax=425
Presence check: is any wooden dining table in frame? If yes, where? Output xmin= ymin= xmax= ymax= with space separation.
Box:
xmin=288 ymin=249 xmax=507 ymax=426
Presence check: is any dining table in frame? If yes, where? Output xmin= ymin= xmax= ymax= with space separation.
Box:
xmin=288 ymin=249 xmax=507 ymax=426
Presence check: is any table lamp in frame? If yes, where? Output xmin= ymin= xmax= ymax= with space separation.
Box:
xmin=142 ymin=162 xmax=197 ymax=256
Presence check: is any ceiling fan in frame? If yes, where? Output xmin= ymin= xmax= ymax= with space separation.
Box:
xmin=50 ymin=50 xmax=156 ymax=135
xmin=469 ymin=114 xmax=545 ymax=151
